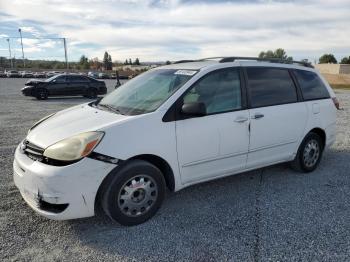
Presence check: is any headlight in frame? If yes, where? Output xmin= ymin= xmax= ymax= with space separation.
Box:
xmin=43 ymin=131 xmax=104 ymax=161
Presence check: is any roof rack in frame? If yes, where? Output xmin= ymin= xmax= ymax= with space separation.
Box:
xmin=173 ymin=56 xmax=313 ymax=68
xmin=173 ymin=60 xmax=197 ymax=64
xmin=219 ymin=56 xmax=314 ymax=68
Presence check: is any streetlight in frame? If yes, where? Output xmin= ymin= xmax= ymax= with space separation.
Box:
xmin=6 ymin=38 xmax=13 ymax=68
xmin=18 ymin=28 xmax=25 ymax=68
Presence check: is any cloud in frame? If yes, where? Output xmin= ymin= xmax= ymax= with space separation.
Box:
xmin=0 ymin=0 xmax=349 ymax=61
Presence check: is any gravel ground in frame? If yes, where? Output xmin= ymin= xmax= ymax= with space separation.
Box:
xmin=1 ymin=78 xmax=349 ymax=262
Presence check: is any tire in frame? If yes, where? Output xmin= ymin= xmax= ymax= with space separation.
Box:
xmin=101 ymin=160 xmax=166 ymax=226
xmin=86 ymin=88 xmax=97 ymax=99
xmin=291 ymin=132 xmax=324 ymax=173
xmin=36 ymin=89 xmax=48 ymax=100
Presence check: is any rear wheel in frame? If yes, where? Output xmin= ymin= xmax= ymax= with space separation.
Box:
xmin=36 ymin=89 xmax=48 ymax=100
xmin=101 ymin=160 xmax=166 ymax=226
xmin=291 ymin=132 xmax=324 ymax=172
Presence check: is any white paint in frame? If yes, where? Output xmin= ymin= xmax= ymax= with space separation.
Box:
xmin=13 ymin=60 xmax=337 ymax=220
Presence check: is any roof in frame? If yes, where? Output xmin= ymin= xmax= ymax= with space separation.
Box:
xmin=160 ymin=60 xmax=218 ymax=70
xmin=159 ymin=57 xmax=314 ymax=71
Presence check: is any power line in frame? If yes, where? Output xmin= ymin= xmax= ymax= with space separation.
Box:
xmin=0 ymin=36 xmax=65 ymax=40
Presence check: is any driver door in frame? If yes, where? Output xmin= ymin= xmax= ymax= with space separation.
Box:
xmin=49 ymin=75 xmax=67 ymax=95
xmin=175 ymin=67 xmax=250 ymax=184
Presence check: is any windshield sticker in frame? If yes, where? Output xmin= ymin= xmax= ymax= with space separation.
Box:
xmin=174 ymin=70 xmax=197 ymax=76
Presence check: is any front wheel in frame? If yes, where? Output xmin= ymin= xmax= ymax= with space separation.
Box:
xmin=36 ymin=89 xmax=48 ymax=100
xmin=291 ymin=132 xmax=324 ymax=172
xmin=101 ymin=160 xmax=166 ymax=226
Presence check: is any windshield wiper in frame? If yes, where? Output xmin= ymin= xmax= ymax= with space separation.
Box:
xmin=98 ymin=103 xmax=125 ymax=115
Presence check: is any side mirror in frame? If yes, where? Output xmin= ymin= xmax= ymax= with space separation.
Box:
xmin=181 ymin=102 xmax=206 ymax=117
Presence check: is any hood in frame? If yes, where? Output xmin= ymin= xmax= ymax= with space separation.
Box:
xmin=25 ymin=79 xmax=45 ymax=85
xmin=26 ymin=103 xmax=131 ymax=148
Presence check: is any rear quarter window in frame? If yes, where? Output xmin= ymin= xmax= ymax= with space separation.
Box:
xmin=293 ymin=70 xmax=330 ymax=100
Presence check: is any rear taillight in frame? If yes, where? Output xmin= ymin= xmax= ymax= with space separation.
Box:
xmin=332 ymin=97 xmax=340 ymax=110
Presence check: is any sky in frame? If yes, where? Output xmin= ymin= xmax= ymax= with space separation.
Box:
xmin=0 ymin=0 xmax=349 ymax=63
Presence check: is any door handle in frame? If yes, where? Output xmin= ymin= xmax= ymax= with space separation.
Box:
xmin=234 ymin=116 xmax=248 ymax=123
xmin=252 ymin=113 xmax=264 ymax=119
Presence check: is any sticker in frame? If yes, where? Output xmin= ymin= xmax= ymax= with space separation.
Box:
xmin=174 ymin=70 xmax=197 ymax=76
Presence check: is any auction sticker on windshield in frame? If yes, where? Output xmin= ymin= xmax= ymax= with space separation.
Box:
xmin=174 ymin=70 xmax=197 ymax=76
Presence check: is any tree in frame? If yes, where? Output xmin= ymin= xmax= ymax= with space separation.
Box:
xmin=107 ymin=54 xmax=113 ymax=70
xmin=134 ymin=58 xmax=140 ymax=65
xmin=165 ymin=60 xmax=171 ymax=65
xmin=340 ymin=56 xmax=350 ymax=64
xmin=124 ymin=59 xmax=129 ymax=65
xmin=79 ymin=55 xmax=89 ymax=69
xmin=129 ymin=58 xmax=132 ymax=65
xmin=319 ymin=54 xmax=337 ymax=64
xmin=258 ymin=48 xmax=293 ymax=61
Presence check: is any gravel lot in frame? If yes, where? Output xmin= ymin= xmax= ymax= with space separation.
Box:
xmin=1 ymin=78 xmax=350 ymax=262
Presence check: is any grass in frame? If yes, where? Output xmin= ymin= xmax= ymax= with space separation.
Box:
xmin=330 ymin=84 xmax=350 ymax=90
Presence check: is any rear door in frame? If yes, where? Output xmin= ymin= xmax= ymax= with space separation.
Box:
xmin=245 ymin=67 xmax=308 ymax=168
xmin=175 ymin=67 xmax=250 ymax=184
xmin=71 ymin=76 xmax=91 ymax=94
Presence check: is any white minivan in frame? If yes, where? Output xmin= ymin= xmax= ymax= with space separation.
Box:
xmin=13 ymin=57 xmax=338 ymax=226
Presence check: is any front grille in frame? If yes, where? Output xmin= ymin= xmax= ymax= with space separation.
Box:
xmin=22 ymin=140 xmax=44 ymax=162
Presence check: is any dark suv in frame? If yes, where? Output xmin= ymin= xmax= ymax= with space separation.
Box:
xmin=21 ymin=74 xmax=107 ymax=100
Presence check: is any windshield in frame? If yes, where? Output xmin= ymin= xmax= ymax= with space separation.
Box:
xmin=45 ymin=74 xmax=62 ymax=82
xmin=98 ymin=69 xmax=196 ymax=115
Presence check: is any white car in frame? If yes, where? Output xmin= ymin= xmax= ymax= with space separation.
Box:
xmin=13 ymin=57 xmax=338 ymax=226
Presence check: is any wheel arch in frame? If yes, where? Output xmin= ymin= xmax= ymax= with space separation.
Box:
xmin=308 ymin=127 xmax=326 ymax=148
xmin=94 ymin=154 xmax=175 ymax=215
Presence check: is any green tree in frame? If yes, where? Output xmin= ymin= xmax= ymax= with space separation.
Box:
xmin=103 ymin=51 xmax=109 ymax=69
xmin=340 ymin=56 xmax=350 ymax=64
xmin=165 ymin=60 xmax=171 ymax=65
xmin=319 ymin=54 xmax=337 ymax=64
xmin=79 ymin=55 xmax=89 ymax=70
xmin=107 ymin=54 xmax=113 ymax=70
xmin=129 ymin=58 xmax=132 ymax=65
xmin=259 ymin=48 xmax=293 ymax=61
xmin=124 ymin=59 xmax=128 ymax=65
xmin=134 ymin=58 xmax=140 ymax=65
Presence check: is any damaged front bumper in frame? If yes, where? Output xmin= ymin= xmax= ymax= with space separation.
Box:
xmin=13 ymin=145 xmax=116 ymax=220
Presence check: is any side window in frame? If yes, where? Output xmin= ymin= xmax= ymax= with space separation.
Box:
xmin=246 ymin=67 xmax=297 ymax=108
xmin=183 ymin=68 xmax=242 ymax=114
xmin=294 ymin=70 xmax=330 ymax=100
xmin=54 ymin=76 xmax=66 ymax=83
xmin=70 ymin=76 xmax=88 ymax=82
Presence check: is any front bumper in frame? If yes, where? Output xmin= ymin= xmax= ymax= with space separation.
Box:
xmin=13 ymin=145 xmax=116 ymax=220
xmin=21 ymin=87 xmax=34 ymax=96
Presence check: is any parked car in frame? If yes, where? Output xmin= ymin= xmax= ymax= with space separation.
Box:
xmin=0 ymin=71 xmax=6 ymax=77
xmin=88 ymin=71 xmax=99 ymax=78
xmin=6 ymin=70 xmax=20 ymax=78
xmin=45 ymin=71 xmax=56 ymax=78
xmin=98 ymin=72 xmax=110 ymax=79
xmin=21 ymin=73 xmax=107 ymax=99
xmin=33 ymin=72 xmax=46 ymax=78
xmin=21 ymin=71 xmax=34 ymax=78
xmin=110 ymin=73 xmax=117 ymax=79
xmin=13 ymin=57 xmax=338 ymax=226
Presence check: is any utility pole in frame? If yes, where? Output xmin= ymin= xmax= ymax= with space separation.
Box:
xmin=18 ymin=28 xmax=25 ymax=68
xmin=63 ymin=38 xmax=68 ymax=70
xmin=6 ymin=38 xmax=13 ymax=68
